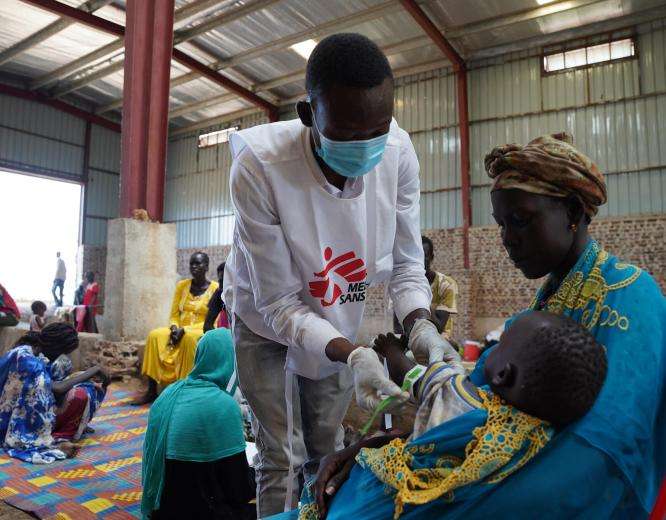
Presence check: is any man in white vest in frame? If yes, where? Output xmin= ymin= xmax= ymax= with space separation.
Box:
xmin=225 ymin=33 xmax=460 ymax=516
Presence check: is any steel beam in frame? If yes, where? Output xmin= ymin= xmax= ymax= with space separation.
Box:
xmin=398 ymin=0 xmax=463 ymax=70
xmin=146 ymin=0 xmax=175 ymax=221
xmin=20 ymin=0 xmax=125 ymax=34
xmin=120 ymin=0 xmax=175 ymax=220
xmin=165 ymin=0 xmax=401 ymax=91
xmin=167 ymin=35 xmax=435 ymax=121
xmin=172 ymin=49 xmax=275 ymax=113
xmin=399 ymin=0 xmax=471 ymax=268
xmin=170 ymin=107 xmax=263 ymax=137
xmin=23 ymin=0 xmax=277 ymax=115
xmin=446 ymin=0 xmax=606 ymax=39
xmin=30 ymin=39 xmax=124 ymax=90
xmin=0 ymin=0 xmax=113 ymax=67
xmin=179 ymin=57 xmax=451 ymax=137
xmin=280 ymin=57 xmax=450 ymax=106
xmin=99 ymin=0 xmax=399 ymax=114
xmin=30 ymin=0 xmax=281 ymax=95
xmin=0 ymin=82 xmax=120 ymax=132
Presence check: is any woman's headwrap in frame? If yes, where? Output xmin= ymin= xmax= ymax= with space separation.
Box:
xmin=485 ymin=132 xmax=607 ymax=217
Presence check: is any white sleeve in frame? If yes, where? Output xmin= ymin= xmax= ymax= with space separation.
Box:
xmin=230 ymin=148 xmax=344 ymax=358
xmin=389 ymin=131 xmax=432 ymax=323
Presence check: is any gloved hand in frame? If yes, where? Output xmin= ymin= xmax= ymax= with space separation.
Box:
xmin=348 ymin=347 xmax=409 ymax=411
xmin=408 ymin=318 xmax=462 ymax=366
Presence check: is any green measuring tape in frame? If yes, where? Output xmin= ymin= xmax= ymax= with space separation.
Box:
xmin=359 ymin=364 xmax=427 ymax=436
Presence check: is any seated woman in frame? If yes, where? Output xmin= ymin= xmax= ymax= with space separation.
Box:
xmin=0 ymin=323 xmax=108 ymax=463
xmin=134 ymin=252 xmax=218 ymax=405
xmin=292 ymin=133 xmax=665 ymax=518
xmin=203 ymin=262 xmax=230 ymax=333
xmin=283 ymin=311 xmax=607 ymax=519
xmin=75 ymin=271 xmax=100 ymax=333
xmin=142 ymin=327 xmax=255 ymax=520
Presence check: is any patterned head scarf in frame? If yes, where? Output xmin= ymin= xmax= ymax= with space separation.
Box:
xmin=485 ymin=133 xmax=607 ymax=217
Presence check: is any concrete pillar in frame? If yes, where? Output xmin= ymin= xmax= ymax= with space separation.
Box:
xmin=103 ymin=218 xmax=177 ymax=341
xmin=120 ymin=0 xmax=175 ymax=221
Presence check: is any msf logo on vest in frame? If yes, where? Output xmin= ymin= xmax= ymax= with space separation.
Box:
xmin=309 ymin=247 xmax=368 ymax=307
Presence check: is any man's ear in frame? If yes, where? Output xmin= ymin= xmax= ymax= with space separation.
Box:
xmin=296 ymin=100 xmax=312 ymax=127
xmin=491 ymin=362 xmax=516 ymax=388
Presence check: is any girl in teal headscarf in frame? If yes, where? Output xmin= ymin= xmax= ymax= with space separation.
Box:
xmin=141 ymin=327 xmax=255 ymax=520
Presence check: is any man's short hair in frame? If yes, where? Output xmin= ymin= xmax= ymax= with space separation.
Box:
xmin=306 ymin=33 xmax=393 ymax=99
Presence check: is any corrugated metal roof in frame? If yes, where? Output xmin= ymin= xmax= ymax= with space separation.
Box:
xmin=1 ymin=0 xmax=665 ymax=130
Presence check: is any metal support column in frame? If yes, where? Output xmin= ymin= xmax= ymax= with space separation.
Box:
xmin=120 ymin=0 xmax=175 ymax=221
xmin=399 ymin=0 xmax=472 ymax=268
xmin=145 ymin=0 xmax=176 ymax=222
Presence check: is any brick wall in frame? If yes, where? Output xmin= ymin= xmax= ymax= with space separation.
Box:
xmin=88 ymin=214 xmax=666 ymax=342
xmin=361 ymin=214 xmax=666 ymax=342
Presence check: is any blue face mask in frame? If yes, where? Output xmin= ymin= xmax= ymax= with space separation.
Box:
xmin=311 ymin=110 xmax=389 ymax=178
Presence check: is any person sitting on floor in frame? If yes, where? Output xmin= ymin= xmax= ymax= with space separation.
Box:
xmin=283 ymin=311 xmax=607 ymax=519
xmin=0 ymin=323 xmax=109 ymax=463
xmin=30 ymin=300 xmax=47 ymax=332
xmin=203 ymin=262 xmax=230 ymax=333
xmin=0 ymin=283 xmax=20 ymax=327
xmin=133 ymin=252 xmax=218 ymax=405
xmin=142 ymin=327 xmax=256 ymax=520
xmin=75 ymin=271 xmax=99 ymax=333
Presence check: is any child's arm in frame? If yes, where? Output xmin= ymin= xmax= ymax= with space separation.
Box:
xmin=373 ymin=333 xmax=417 ymax=387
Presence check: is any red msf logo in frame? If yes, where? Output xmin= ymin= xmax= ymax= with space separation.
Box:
xmin=309 ymin=247 xmax=367 ymax=307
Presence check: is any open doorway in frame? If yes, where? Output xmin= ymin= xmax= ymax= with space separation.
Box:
xmin=0 ymin=171 xmax=81 ymax=310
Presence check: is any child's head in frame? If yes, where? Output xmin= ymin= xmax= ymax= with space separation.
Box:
xmin=31 ymin=300 xmax=47 ymax=316
xmin=484 ymin=311 xmax=607 ymax=426
xmin=85 ymin=271 xmax=95 ymax=283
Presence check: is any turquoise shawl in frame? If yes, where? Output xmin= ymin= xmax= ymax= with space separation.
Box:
xmin=271 ymin=240 xmax=665 ymax=519
xmin=141 ymin=328 xmax=245 ymax=518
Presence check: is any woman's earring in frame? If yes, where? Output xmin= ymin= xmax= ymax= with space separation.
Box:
xmin=570 ymin=223 xmax=578 ymax=232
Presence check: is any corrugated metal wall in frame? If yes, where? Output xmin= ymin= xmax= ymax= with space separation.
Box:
xmin=3 ymin=20 xmax=664 ymax=249
xmin=468 ymin=20 xmax=666 ymax=225
xmin=0 ymin=93 xmax=120 ymax=246
xmin=0 ymin=94 xmax=86 ymax=181
xmin=393 ymin=68 xmax=460 ymax=229
xmin=83 ymin=124 xmax=121 ymax=246
xmin=165 ymin=20 xmax=666 ymax=246
xmin=165 ymin=112 xmax=268 ymax=248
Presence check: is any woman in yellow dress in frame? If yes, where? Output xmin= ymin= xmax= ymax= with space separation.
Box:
xmin=133 ymin=252 xmax=218 ymax=405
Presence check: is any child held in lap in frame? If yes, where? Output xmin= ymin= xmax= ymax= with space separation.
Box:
xmin=293 ymin=311 xmax=608 ymax=520
xmin=375 ymin=310 xmax=608 ymax=440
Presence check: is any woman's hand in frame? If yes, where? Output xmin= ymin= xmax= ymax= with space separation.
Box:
xmin=169 ymin=326 xmax=185 ymax=345
xmin=313 ymin=445 xmax=361 ymax=518
xmin=314 ymin=433 xmax=405 ymax=517
xmin=93 ymin=367 xmax=111 ymax=389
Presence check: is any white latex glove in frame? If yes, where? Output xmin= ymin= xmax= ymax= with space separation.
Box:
xmin=348 ymin=347 xmax=409 ymax=411
xmin=408 ymin=318 xmax=462 ymax=366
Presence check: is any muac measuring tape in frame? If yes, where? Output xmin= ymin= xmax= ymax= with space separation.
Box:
xmin=360 ymin=364 xmax=427 ymax=437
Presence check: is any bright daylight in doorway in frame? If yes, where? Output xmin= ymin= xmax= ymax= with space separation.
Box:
xmin=0 ymin=171 xmax=81 ymax=305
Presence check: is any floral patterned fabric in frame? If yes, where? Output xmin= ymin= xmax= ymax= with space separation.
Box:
xmin=0 ymin=346 xmax=104 ymax=464
xmin=484 ymin=132 xmax=607 ymax=216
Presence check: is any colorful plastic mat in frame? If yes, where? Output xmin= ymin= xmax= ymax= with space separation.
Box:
xmin=0 ymin=387 xmax=147 ymax=519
